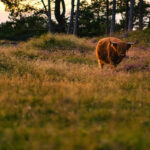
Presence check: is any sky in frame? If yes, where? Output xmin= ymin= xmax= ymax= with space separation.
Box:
xmin=0 ymin=1 xmax=9 ymax=23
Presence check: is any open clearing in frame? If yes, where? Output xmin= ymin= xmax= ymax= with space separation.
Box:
xmin=0 ymin=33 xmax=150 ymax=150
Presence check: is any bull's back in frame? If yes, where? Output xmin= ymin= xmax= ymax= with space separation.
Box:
xmin=96 ymin=37 xmax=122 ymax=62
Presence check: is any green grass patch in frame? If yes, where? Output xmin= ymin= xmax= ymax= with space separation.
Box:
xmin=64 ymin=56 xmax=97 ymax=65
xmin=13 ymin=50 xmax=39 ymax=60
xmin=25 ymin=33 xmax=94 ymax=51
xmin=0 ymin=53 xmax=14 ymax=74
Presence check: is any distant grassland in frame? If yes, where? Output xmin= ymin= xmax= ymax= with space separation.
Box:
xmin=0 ymin=30 xmax=150 ymax=150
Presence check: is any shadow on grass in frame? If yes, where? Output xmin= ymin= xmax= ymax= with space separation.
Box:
xmin=118 ymin=63 xmax=150 ymax=72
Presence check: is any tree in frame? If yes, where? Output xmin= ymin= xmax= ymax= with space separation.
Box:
xmin=125 ymin=0 xmax=129 ymax=30
xmin=128 ymin=0 xmax=135 ymax=31
xmin=48 ymin=0 xmax=53 ymax=33
xmin=139 ymin=0 xmax=143 ymax=30
xmin=2 ymin=0 xmax=53 ymax=33
xmin=105 ymin=0 xmax=109 ymax=35
xmin=1 ymin=0 xmax=150 ymax=38
xmin=67 ymin=0 xmax=75 ymax=34
xmin=77 ymin=0 xmax=105 ymax=37
xmin=110 ymin=0 xmax=116 ymax=35
xmin=73 ymin=0 xmax=80 ymax=36
xmin=55 ymin=0 xmax=66 ymax=32
xmin=117 ymin=0 xmax=150 ymax=31
xmin=41 ymin=0 xmax=53 ymax=33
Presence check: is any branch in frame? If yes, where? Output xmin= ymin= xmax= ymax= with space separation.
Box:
xmin=41 ymin=0 xmax=48 ymax=15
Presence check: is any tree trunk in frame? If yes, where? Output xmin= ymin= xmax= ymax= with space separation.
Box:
xmin=73 ymin=0 xmax=80 ymax=36
xmin=41 ymin=0 xmax=53 ymax=33
xmin=41 ymin=0 xmax=48 ymax=15
xmin=125 ymin=0 xmax=129 ymax=30
xmin=48 ymin=0 xmax=53 ymax=33
xmin=139 ymin=0 xmax=143 ymax=30
xmin=128 ymin=0 xmax=135 ymax=32
xmin=67 ymin=0 xmax=75 ymax=34
xmin=110 ymin=0 xmax=116 ymax=36
xmin=55 ymin=0 xmax=66 ymax=32
xmin=106 ymin=0 xmax=109 ymax=35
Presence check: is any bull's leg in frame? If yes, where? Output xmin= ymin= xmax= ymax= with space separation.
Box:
xmin=111 ymin=64 xmax=117 ymax=72
xmin=98 ymin=59 xmax=104 ymax=70
xmin=108 ymin=57 xmax=117 ymax=71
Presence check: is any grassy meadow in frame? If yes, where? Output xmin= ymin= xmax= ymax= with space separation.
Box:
xmin=0 ymin=31 xmax=150 ymax=150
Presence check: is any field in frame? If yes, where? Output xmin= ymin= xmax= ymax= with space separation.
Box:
xmin=0 ymin=31 xmax=150 ymax=150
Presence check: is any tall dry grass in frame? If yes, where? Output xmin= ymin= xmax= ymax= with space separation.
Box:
xmin=0 ymin=32 xmax=150 ymax=150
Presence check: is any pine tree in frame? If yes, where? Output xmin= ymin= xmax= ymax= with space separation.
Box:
xmin=125 ymin=0 xmax=129 ymax=30
xmin=106 ymin=0 xmax=109 ymax=35
xmin=55 ymin=0 xmax=66 ymax=32
xmin=139 ymin=0 xmax=143 ymax=30
xmin=128 ymin=0 xmax=135 ymax=31
xmin=48 ymin=0 xmax=53 ymax=33
xmin=110 ymin=0 xmax=116 ymax=35
xmin=41 ymin=0 xmax=53 ymax=33
xmin=67 ymin=0 xmax=75 ymax=34
xmin=73 ymin=0 xmax=80 ymax=36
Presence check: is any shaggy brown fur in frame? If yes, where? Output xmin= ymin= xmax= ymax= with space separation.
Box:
xmin=96 ymin=37 xmax=132 ymax=70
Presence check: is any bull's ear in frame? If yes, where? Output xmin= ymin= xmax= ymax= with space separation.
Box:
xmin=127 ymin=43 xmax=132 ymax=50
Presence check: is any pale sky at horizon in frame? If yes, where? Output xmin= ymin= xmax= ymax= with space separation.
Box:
xmin=0 ymin=1 xmax=9 ymax=23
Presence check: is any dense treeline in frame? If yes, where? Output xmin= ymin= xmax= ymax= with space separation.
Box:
xmin=0 ymin=0 xmax=150 ymax=40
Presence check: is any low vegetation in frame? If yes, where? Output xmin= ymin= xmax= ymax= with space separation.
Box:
xmin=0 ymin=31 xmax=150 ymax=150
xmin=113 ymin=28 xmax=150 ymax=47
xmin=24 ymin=33 xmax=94 ymax=51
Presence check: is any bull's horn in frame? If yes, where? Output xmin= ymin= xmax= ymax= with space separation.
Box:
xmin=127 ymin=40 xmax=138 ymax=45
xmin=110 ymin=41 xmax=118 ymax=45
xmin=112 ymin=42 xmax=118 ymax=44
xmin=127 ymin=42 xmax=134 ymax=45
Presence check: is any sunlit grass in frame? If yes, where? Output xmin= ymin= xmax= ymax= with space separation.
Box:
xmin=23 ymin=33 xmax=94 ymax=51
xmin=0 ymin=32 xmax=150 ymax=150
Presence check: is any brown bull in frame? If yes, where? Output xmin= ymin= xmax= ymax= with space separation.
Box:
xmin=96 ymin=37 xmax=134 ymax=70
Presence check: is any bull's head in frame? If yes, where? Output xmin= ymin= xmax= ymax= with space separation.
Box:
xmin=110 ymin=40 xmax=136 ymax=57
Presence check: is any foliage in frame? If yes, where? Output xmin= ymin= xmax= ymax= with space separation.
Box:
xmin=117 ymin=0 xmax=150 ymax=30
xmin=1 ymin=0 xmax=150 ymax=37
xmin=78 ymin=0 xmax=106 ymax=37
xmin=0 ymin=15 xmax=48 ymax=40
xmin=1 ymin=0 xmax=39 ymax=20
